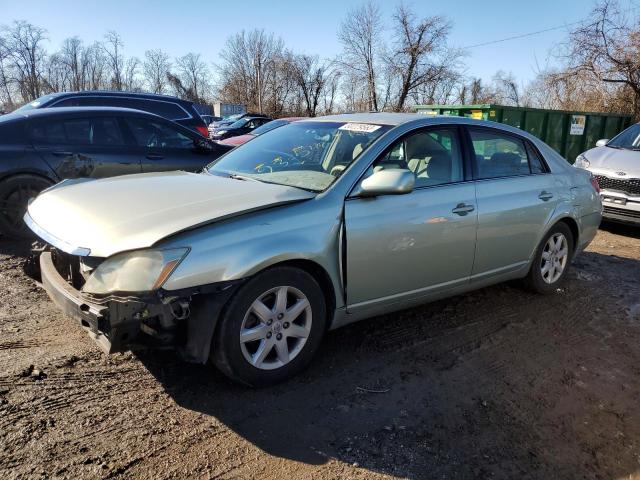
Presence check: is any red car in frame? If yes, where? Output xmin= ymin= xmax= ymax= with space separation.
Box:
xmin=218 ymin=117 xmax=306 ymax=146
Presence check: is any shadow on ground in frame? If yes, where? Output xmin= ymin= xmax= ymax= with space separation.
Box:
xmin=139 ymin=250 xmax=640 ymax=479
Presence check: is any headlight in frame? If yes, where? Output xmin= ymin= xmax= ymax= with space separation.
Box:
xmin=574 ymin=154 xmax=590 ymax=169
xmin=214 ymin=130 xmax=227 ymax=136
xmin=82 ymin=247 xmax=189 ymax=295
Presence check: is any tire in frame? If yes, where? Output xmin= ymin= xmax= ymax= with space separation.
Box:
xmin=0 ymin=175 xmax=52 ymax=238
xmin=525 ymin=222 xmax=574 ymax=294
xmin=212 ymin=266 xmax=327 ymax=387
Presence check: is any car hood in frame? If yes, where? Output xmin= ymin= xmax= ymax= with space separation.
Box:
xmin=584 ymin=146 xmax=640 ymax=175
xmin=26 ymin=171 xmax=315 ymax=257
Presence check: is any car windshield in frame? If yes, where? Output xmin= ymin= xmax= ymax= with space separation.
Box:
xmin=229 ymin=118 xmax=249 ymax=129
xmin=208 ymin=121 xmax=390 ymax=192
xmin=15 ymin=94 xmax=59 ymax=112
xmin=607 ymin=124 xmax=640 ymax=150
xmin=224 ymin=114 xmax=242 ymax=122
xmin=251 ymin=119 xmax=288 ymax=136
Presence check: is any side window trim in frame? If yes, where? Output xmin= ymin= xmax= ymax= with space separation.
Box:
xmin=464 ymin=125 xmax=548 ymax=180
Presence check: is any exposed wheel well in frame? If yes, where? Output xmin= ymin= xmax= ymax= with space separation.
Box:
xmin=266 ymin=259 xmax=337 ymax=328
xmin=556 ymin=217 xmax=579 ymax=254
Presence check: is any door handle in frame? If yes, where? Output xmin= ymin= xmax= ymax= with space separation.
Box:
xmin=146 ymin=153 xmax=164 ymax=160
xmin=52 ymin=151 xmax=73 ymax=157
xmin=452 ymin=203 xmax=475 ymax=216
xmin=538 ymin=191 xmax=554 ymax=201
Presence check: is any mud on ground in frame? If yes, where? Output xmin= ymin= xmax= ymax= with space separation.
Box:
xmin=1 ymin=223 xmax=639 ymax=480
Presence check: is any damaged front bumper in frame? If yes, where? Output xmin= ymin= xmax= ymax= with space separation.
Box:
xmin=39 ymin=250 xmax=241 ymax=362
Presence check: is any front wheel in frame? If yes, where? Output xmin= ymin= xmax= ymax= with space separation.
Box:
xmin=526 ymin=222 xmax=574 ymax=294
xmin=212 ymin=266 xmax=327 ymax=387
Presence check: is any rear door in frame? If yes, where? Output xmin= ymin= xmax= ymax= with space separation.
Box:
xmin=29 ymin=115 xmax=141 ymax=179
xmin=466 ymin=126 xmax=558 ymax=278
xmin=122 ymin=116 xmax=209 ymax=172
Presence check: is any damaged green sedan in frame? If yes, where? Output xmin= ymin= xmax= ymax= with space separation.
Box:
xmin=25 ymin=113 xmax=602 ymax=386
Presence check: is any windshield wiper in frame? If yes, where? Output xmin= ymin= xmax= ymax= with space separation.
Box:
xmin=228 ymin=173 xmax=261 ymax=182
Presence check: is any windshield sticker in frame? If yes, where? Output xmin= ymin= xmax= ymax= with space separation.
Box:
xmin=339 ymin=123 xmax=382 ymax=133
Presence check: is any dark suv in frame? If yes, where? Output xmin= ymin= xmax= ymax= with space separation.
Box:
xmin=16 ymin=91 xmax=210 ymax=137
xmin=0 ymin=107 xmax=232 ymax=237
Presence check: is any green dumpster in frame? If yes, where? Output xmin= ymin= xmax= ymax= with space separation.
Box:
xmin=413 ymin=104 xmax=633 ymax=163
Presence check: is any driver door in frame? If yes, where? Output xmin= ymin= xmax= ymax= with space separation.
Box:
xmin=344 ymin=126 xmax=478 ymax=315
xmin=123 ymin=116 xmax=206 ymax=172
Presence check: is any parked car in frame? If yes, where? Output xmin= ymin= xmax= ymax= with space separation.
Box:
xmin=0 ymin=107 xmax=232 ymax=237
xmin=209 ymin=116 xmax=272 ymax=140
xmin=201 ymin=114 xmax=221 ymax=126
xmin=209 ymin=112 xmax=269 ymax=131
xmin=16 ymin=91 xmax=210 ymax=137
xmin=26 ymin=113 xmax=601 ymax=386
xmin=218 ymin=117 xmax=306 ymax=146
xmin=575 ymin=123 xmax=640 ymax=225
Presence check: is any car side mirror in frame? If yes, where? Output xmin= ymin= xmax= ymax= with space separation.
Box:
xmin=595 ymin=139 xmax=609 ymax=147
xmin=356 ymin=169 xmax=415 ymax=197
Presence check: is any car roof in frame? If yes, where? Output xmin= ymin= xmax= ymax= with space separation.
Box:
xmin=305 ymin=112 xmax=422 ymax=126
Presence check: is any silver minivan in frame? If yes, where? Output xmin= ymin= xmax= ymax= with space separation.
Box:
xmin=26 ymin=113 xmax=602 ymax=386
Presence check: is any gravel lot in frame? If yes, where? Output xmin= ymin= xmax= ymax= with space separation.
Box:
xmin=1 ymin=223 xmax=639 ymax=480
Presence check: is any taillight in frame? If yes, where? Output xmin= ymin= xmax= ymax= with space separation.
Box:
xmin=590 ymin=174 xmax=600 ymax=193
xmin=196 ymin=125 xmax=209 ymax=137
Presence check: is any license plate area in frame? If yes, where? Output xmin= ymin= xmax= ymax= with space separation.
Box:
xmin=603 ymin=196 xmax=627 ymax=205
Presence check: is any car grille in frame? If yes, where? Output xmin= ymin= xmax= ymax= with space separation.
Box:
xmin=594 ymin=175 xmax=640 ymax=196
xmin=602 ymin=205 xmax=640 ymax=219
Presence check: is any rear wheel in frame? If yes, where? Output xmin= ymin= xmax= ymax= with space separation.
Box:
xmin=212 ymin=266 xmax=327 ymax=387
xmin=525 ymin=222 xmax=574 ymax=294
xmin=0 ymin=175 xmax=52 ymax=238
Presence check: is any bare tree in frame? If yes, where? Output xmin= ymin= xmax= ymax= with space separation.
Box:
xmin=291 ymin=54 xmax=332 ymax=116
xmin=123 ymin=56 xmax=141 ymax=91
xmin=5 ymin=21 xmax=48 ymax=100
xmin=388 ymin=4 xmax=455 ymax=111
xmin=103 ymin=31 xmax=124 ymax=90
xmin=175 ymin=52 xmax=209 ymax=102
xmin=86 ymin=41 xmax=108 ymax=90
xmin=143 ymin=49 xmax=171 ymax=94
xmin=218 ymin=29 xmax=287 ymax=114
xmin=491 ymin=70 xmax=520 ymax=106
xmin=554 ymin=0 xmax=640 ymax=117
xmin=60 ymin=37 xmax=87 ymax=91
xmin=338 ymin=1 xmax=383 ymax=111
xmin=0 ymin=34 xmax=14 ymax=107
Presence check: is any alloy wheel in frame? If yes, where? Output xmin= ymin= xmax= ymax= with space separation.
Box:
xmin=540 ymin=233 xmax=569 ymax=284
xmin=239 ymin=285 xmax=312 ymax=370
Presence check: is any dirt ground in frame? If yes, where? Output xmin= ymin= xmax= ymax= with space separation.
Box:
xmin=1 ymin=223 xmax=639 ymax=480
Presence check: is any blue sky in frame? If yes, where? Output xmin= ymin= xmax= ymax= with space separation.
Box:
xmin=1 ymin=0 xmax=636 ymax=85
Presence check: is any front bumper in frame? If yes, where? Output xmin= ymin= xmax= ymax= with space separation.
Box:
xmin=39 ymin=250 xmax=243 ymax=362
xmin=40 ymin=251 xmax=149 ymax=353
xmin=600 ymin=191 xmax=640 ymax=225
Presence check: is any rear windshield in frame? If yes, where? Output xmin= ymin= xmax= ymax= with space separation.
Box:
xmin=15 ymin=94 xmax=60 ymax=112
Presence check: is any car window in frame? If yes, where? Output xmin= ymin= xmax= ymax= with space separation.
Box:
xmin=29 ymin=117 xmax=125 ymax=146
xmin=52 ymin=96 xmax=189 ymax=121
xmin=124 ymin=117 xmax=194 ymax=149
xmin=367 ymin=128 xmax=464 ymax=188
xmin=526 ymin=143 xmax=546 ymax=173
xmin=469 ymin=129 xmax=532 ymax=179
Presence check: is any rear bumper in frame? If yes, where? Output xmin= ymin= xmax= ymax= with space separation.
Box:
xmin=40 ymin=251 xmax=152 ymax=353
